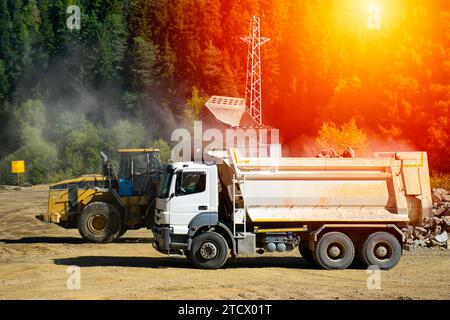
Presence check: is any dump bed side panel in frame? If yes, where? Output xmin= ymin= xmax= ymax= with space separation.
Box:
xmin=223 ymin=149 xmax=432 ymax=226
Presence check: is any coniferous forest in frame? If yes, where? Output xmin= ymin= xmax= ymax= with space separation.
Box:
xmin=0 ymin=0 xmax=449 ymax=184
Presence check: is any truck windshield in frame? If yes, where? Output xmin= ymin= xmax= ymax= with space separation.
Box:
xmin=159 ymin=165 xmax=174 ymax=198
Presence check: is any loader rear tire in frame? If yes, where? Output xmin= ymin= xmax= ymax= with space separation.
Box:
xmin=361 ymin=232 xmax=402 ymax=270
xmin=78 ymin=202 xmax=121 ymax=243
xmin=313 ymin=232 xmax=355 ymax=270
xmin=189 ymin=232 xmax=228 ymax=270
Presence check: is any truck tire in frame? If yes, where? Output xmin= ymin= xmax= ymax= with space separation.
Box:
xmin=299 ymin=241 xmax=315 ymax=264
xmin=78 ymin=202 xmax=121 ymax=243
xmin=361 ymin=232 xmax=402 ymax=270
xmin=184 ymin=250 xmax=191 ymax=262
xmin=352 ymin=240 xmax=365 ymax=267
xmin=189 ymin=232 xmax=229 ymax=270
xmin=313 ymin=232 xmax=355 ymax=270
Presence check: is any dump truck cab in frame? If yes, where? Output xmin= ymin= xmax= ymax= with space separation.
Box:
xmin=43 ymin=148 xmax=162 ymax=243
xmin=154 ymin=162 xmax=219 ymax=246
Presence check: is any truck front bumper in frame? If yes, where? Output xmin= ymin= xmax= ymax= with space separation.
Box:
xmin=153 ymin=225 xmax=189 ymax=253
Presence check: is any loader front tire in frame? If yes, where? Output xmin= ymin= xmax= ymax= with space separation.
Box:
xmin=115 ymin=226 xmax=127 ymax=240
xmin=78 ymin=202 xmax=121 ymax=243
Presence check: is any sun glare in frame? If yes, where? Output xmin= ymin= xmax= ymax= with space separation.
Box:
xmin=366 ymin=4 xmax=382 ymax=29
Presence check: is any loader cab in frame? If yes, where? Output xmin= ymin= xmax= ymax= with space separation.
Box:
xmin=117 ymin=149 xmax=162 ymax=196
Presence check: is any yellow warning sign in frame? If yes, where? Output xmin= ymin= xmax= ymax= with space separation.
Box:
xmin=11 ymin=160 xmax=25 ymax=174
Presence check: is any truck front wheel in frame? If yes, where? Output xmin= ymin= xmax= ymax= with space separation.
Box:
xmin=313 ymin=232 xmax=355 ymax=270
xmin=189 ymin=232 xmax=229 ymax=270
xmin=78 ymin=202 xmax=121 ymax=243
xmin=360 ymin=232 xmax=402 ymax=270
xmin=299 ymin=241 xmax=315 ymax=265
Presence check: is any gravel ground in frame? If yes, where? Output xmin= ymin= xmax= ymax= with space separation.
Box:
xmin=0 ymin=185 xmax=449 ymax=300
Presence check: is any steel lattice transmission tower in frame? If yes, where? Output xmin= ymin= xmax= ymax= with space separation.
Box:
xmin=241 ymin=16 xmax=270 ymax=126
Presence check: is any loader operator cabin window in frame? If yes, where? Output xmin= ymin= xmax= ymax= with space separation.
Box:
xmin=176 ymin=172 xmax=206 ymax=196
xmin=148 ymin=153 xmax=162 ymax=172
xmin=133 ymin=154 xmax=148 ymax=176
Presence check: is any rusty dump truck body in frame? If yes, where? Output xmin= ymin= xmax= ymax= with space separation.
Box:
xmin=154 ymin=148 xmax=433 ymax=270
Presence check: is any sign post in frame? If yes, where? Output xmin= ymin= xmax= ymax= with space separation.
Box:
xmin=11 ymin=160 xmax=25 ymax=188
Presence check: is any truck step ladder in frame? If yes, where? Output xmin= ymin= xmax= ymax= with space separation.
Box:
xmin=232 ymin=175 xmax=246 ymax=239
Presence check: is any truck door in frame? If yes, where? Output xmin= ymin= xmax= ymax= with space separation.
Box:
xmin=169 ymin=170 xmax=209 ymax=234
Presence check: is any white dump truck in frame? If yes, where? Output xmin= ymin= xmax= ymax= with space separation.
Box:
xmin=153 ymin=148 xmax=433 ymax=270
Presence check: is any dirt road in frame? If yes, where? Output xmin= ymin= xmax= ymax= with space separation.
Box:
xmin=0 ymin=186 xmax=449 ymax=300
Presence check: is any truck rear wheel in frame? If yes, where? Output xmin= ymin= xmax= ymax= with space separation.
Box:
xmin=313 ymin=232 xmax=355 ymax=270
xmin=299 ymin=241 xmax=315 ymax=264
xmin=352 ymin=240 xmax=366 ymax=266
xmin=189 ymin=232 xmax=229 ymax=270
xmin=361 ymin=232 xmax=402 ymax=270
xmin=78 ymin=202 xmax=121 ymax=243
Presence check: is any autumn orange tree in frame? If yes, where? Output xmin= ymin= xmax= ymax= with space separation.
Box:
xmin=0 ymin=0 xmax=449 ymax=184
xmin=316 ymin=119 xmax=369 ymax=155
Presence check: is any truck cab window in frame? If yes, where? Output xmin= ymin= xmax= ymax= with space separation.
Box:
xmin=176 ymin=172 xmax=206 ymax=196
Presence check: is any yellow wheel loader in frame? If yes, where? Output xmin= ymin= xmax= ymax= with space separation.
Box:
xmin=39 ymin=149 xmax=162 ymax=243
